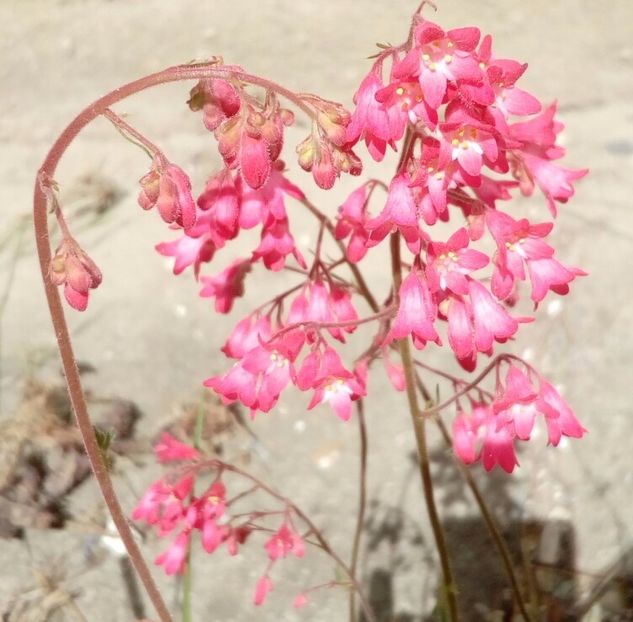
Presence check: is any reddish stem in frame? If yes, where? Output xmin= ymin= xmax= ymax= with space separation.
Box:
xmin=269 ymin=304 xmax=395 ymax=342
xmin=32 ymin=60 xmax=335 ymax=622
xmin=198 ymin=459 xmax=378 ymax=622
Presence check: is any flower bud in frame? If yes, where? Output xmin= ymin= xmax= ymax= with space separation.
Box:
xmin=49 ymin=238 xmax=102 ymax=311
xmin=312 ymin=143 xmax=337 ymax=189
xmin=138 ymin=158 xmax=196 ymax=230
xmin=296 ymin=135 xmax=317 ymax=172
xmin=188 ymin=78 xmax=241 ymax=132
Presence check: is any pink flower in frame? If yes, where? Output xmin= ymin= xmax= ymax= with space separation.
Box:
xmin=375 ymin=79 xmax=438 ymax=133
xmin=215 ymin=100 xmax=290 ymax=190
xmin=296 ymin=132 xmax=362 ymax=189
xmin=264 ymin=523 xmax=305 ymax=560
xmin=240 ymin=132 xmax=274 ymax=190
xmin=49 ymin=238 xmax=102 ymax=311
xmin=299 ymin=346 xmax=366 ymax=421
xmin=155 ymin=213 xmax=218 ymax=278
xmin=509 ymin=104 xmax=588 ymax=215
xmin=536 ymin=381 xmax=586 ymax=446
xmin=426 ymin=228 xmax=489 ymax=295
xmin=493 ymin=365 xmax=540 ymax=440
xmin=287 ymin=281 xmax=358 ymax=343
xmin=155 ymin=530 xmax=190 ymax=576
xmin=197 ymin=168 xmax=241 ymax=242
xmin=252 ymin=214 xmax=306 ymax=272
xmin=334 ymin=183 xmax=373 ymax=263
xmin=393 ymin=20 xmax=483 ymax=109
xmin=132 ymin=475 xmax=194 ymax=532
xmin=366 ymin=173 xmax=424 ymax=254
xmin=527 ymin=259 xmax=585 ymax=304
xmin=409 ymin=139 xmax=454 ymax=226
xmin=452 ymin=403 xmax=519 ymax=473
xmin=205 ymin=328 xmax=305 ymax=416
xmin=192 ymin=483 xmax=230 ymax=554
xmin=389 ymin=268 xmax=440 ymax=350
xmin=238 ymin=162 xmax=305 ymax=230
xmin=382 ymin=350 xmax=406 ymax=391
xmin=440 ymin=280 xmax=527 ymax=370
xmin=487 ymin=209 xmax=585 ymax=303
xmin=468 ymin=279 xmax=522 ymax=353
xmin=439 ymin=118 xmax=501 ymax=179
xmin=254 ymin=576 xmax=273 ymax=606
xmin=347 ymin=69 xmax=435 ymax=161
xmin=226 ymin=525 xmax=252 ymax=556
xmin=481 ymin=417 xmax=520 ymax=473
xmin=154 ymin=433 xmax=199 ymax=463
xmin=474 ymin=35 xmax=541 ymax=124
xmin=453 ymin=366 xmax=586 ymax=472
xmin=138 ymin=158 xmax=196 ymax=230
xmin=199 ymin=258 xmax=251 ymax=313
xmin=221 ymin=315 xmax=272 ymax=359
xmin=452 ymin=404 xmax=489 ymax=465
xmin=346 ymin=70 xmax=399 ymax=161
xmin=293 ymin=594 xmax=309 ymax=609
xmin=189 ymin=77 xmax=241 ymax=132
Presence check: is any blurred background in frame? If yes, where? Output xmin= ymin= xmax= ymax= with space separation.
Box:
xmin=1 ymin=0 xmax=632 ymax=620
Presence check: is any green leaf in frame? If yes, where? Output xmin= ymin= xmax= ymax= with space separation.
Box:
xmin=94 ymin=426 xmax=116 ymax=472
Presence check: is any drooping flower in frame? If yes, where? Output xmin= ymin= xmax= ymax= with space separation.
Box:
xmin=238 ymin=161 xmax=305 ymax=230
xmin=254 ymin=576 xmax=274 ymax=606
xmin=509 ymin=103 xmax=588 ymax=215
xmin=138 ymin=157 xmax=196 ymax=230
xmin=205 ymin=328 xmax=305 ymax=416
xmin=298 ymin=346 xmax=366 ymax=421
xmin=296 ymin=131 xmax=362 ymax=189
xmin=197 ymin=168 xmax=241 ymax=243
xmin=188 ymin=77 xmax=242 ymax=132
xmin=155 ymin=530 xmax=191 ymax=576
xmin=199 ymin=258 xmax=252 ymax=313
xmin=264 ymin=522 xmax=305 ymax=560
xmin=287 ymin=281 xmax=358 ymax=343
xmin=389 ymin=267 xmax=440 ymax=349
xmin=154 ymin=433 xmax=199 ymax=464
xmin=132 ymin=475 xmax=194 ymax=533
xmin=334 ymin=183 xmax=373 ymax=263
xmin=439 ymin=280 xmax=528 ymax=371
xmin=393 ymin=20 xmax=484 ymax=109
xmin=486 ymin=208 xmax=585 ymax=303
xmin=214 ymin=94 xmax=292 ymax=190
xmin=49 ymin=238 xmax=102 ymax=311
xmin=155 ymin=206 xmax=220 ymax=278
xmin=221 ymin=315 xmax=272 ymax=359
xmin=452 ymin=365 xmax=585 ymax=472
xmin=426 ymin=227 xmax=489 ymax=295
xmin=536 ymin=380 xmax=586 ymax=446
xmin=346 ymin=68 xmax=434 ymax=161
xmin=366 ymin=173 xmax=424 ymax=254
xmin=252 ymin=213 xmax=307 ymax=272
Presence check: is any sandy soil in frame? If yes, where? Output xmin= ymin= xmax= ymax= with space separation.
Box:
xmin=1 ymin=0 xmax=633 ymax=620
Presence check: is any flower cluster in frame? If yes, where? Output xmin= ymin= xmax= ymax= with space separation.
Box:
xmin=40 ymin=7 xmax=592 ymax=619
xmin=51 ymin=12 xmax=587 ymax=473
xmin=452 ymin=363 xmax=585 ymax=472
xmin=133 ymin=434 xmax=308 ymax=606
xmin=205 ymin=305 xmax=367 ymax=421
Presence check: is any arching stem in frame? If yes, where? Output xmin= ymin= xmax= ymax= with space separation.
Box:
xmin=32 ymin=60 xmax=373 ymax=622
